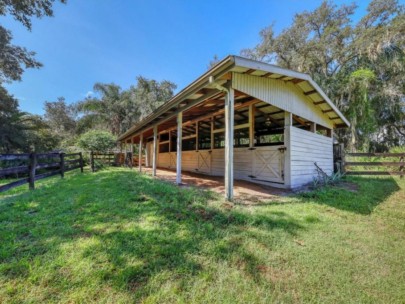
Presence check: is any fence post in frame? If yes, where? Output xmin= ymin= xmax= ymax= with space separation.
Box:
xmin=400 ymin=156 xmax=404 ymax=179
xmin=340 ymin=143 xmax=345 ymax=174
xmin=90 ymin=151 xmax=95 ymax=172
xmin=28 ymin=152 xmax=37 ymax=190
xmin=79 ymin=152 xmax=84 ymax=173
xmin=60 ymin=152 xmax=65 ymax=178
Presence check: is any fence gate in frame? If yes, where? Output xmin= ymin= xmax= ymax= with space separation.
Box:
xmin=197 ymin=151 xmax=211 ymax=174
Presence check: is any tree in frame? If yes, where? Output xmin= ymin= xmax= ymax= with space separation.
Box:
xmin=0 ymin=0 xmax=66 ymax=31
xmin=44 ymin=97 xmax=76 ymax=140
xmin=0 ymin=26 xmax=42 ymax=83
xmin=0 ymin=0 xmax=66 ymax=83
xmin=242 ymin=0 xmax=405 ymax=151
xmin=76 ymin=83 xmax=128 ymax=136
xmin=0 ymin=85 xmax=58 ymax=152
xmin=77 ymin=77 xmax=176 ymax=136
xmin=127 ymin=76 xmax=176 ymax=124
xmin=77 ymin=130 xmax=116 ymax=152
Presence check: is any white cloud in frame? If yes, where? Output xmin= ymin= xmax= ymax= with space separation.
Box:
xmin=85 ymin=91 xmax=94 ymax=98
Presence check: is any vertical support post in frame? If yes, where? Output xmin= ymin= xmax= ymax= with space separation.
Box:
xmin=210 ymin=117 xmax=214 ymax=150
xmin=152 ymin=125 xmax=158 ymax=176
xmin=194 ymin=122 xmax=198 ymax=151
xmin=340 ymin=143 xmax=346 ymax=174
xmin=224 ymin=88 xmax=234 ymax=201
xmin=169 ymin=130 xmax=172 ymax=152
xmin=28 ymin=152 xmax=37 ymax=190
xmin=79 ymin=152 xmax=84 ymax=173
xmin=145 ymin=142 xmax=149 ymax=168
xmin=249 ymin=103 xmax=255 ymax=148
xmin=90 ymin=151 xmax=95 ymax=172
xmin=284 ymin=111 xmax=292 ymax=188
xmin=129 ymin=139 xmax=134 ymax=169
xmin=176 ymin=112 xmax=183 ymax=185
xmin=60 ymin=152 xmax=65 ymax=178
xmin=139 ymin=134 xmax=143 ymax=173
xmin=310 ymin=122 xmax=316 ymax=133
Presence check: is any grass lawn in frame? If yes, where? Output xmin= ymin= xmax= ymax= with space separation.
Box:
xmin=0 ymin=167 xmax=404 ymax=303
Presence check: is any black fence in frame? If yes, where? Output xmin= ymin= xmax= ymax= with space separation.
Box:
xmin=0 ymin=152 xmax=84 ymax=192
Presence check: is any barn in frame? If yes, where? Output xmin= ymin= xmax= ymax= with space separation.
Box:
xmin=118 ymin=55 xmax=349 ymax=200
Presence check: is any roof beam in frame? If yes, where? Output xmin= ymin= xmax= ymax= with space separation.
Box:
xmin=293 ymin=115 xmax=307 ymax=126
xmin=261 ymin=72 xmax=273 ymax=78
xmin=322 ymin=109 xmax=334 ymax=113
xmin=289 ymin=78 xmax=306 ymax=84
xmin=304 ymin=90 xmax=317 ymax=95
xmin=313 ymin=100 xmax=326 ymax=105
xmin=244 ymin=69 xmax=256 ymax=74
xmin=255 ymin=107 xmax=283 ymax=126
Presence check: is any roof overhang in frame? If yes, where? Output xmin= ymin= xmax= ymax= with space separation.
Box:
xmin=118 ymin=55 xmax=350 ymax=142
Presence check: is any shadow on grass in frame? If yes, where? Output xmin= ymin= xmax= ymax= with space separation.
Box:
xmin=0 ymin=168 xmax=305 ymax=299
xmin=298 ymin=176 xmax=401 ymax=215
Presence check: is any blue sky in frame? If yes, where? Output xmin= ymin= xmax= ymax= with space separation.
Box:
xmin=1 ymin=0 xmax=373 ymax=115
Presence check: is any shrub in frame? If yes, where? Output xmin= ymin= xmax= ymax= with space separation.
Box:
xmin=77 ymin=130 xmax=116 ymax=152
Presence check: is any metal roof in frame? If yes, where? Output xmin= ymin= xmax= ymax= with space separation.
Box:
xmin=118 ymin=55 xmax=349 ymax=141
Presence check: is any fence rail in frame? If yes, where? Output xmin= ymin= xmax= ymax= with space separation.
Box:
xmin=344 ymin=152 xmax=404 ymax=177
xmin=90 ymin=152 xmax=122 ymax=172
xmin=0 ymin=152 xmax=84 ymax=192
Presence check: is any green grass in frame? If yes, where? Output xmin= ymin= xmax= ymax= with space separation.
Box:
xmin=1 ymin=168 xmax=404 ymax=303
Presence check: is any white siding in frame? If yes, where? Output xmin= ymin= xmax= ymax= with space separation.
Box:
xmin=232 ymin=73 xmax=333 ymax=129
xmin=159 ymin=146 xmax=285 ymax=187
xmin=289 ymin=126 xmax=333 ymax=188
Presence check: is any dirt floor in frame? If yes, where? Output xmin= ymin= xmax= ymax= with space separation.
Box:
xmin=141 ymin=167 xmax=291 ymax=202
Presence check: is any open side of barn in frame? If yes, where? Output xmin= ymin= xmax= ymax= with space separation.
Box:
xmin=118 ymin=55 xmax=349 ymax=200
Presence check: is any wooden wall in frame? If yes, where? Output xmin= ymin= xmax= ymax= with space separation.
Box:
xmin=289 ymin=126 xmax=333 ymax=187
xmin=157 ymin=146 xmax=285 ymax=187
xmin=232 ymin=73 xmax=334 ymax=129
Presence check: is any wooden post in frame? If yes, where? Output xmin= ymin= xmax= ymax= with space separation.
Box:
xmin=399 ymin=156 xmax=404 ymax=179
xmin=224 ymin=88 xmax=234 ymax=201
xmin=130 ymin=139 xmax=134 ymax=169
xmin=249 ymin=103 xmax=255 ymax=148
xmin=90 ymin=151 xmax=95 ymax=172
xmin=145 ymin=142 xmax=149 ymax=167
xmin=139 ymin=134 xmax=143 ymax=173
xmin=28 ymin=152 xmax=37 ymax=190
xmin=284 ymin=111 xmax=292 ymax=188
xmin=152 ymin=125 xmax=158 ymax=176
xmin=340 ymin=143 xmax=346 ymax=174
xmin=310 ymin=122 xmax=316 ymax=133
xmin=210 ymin=117 xmax=214 ymax=150
xmin=60 ymin=152 xmax=65 ymax=178
xmin=176 ymin=112 xmax=183 ymax=185
xmin=79 ymin=152 xmax=84 ymax=173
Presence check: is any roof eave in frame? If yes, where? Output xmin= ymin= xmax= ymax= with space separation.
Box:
xmin=118 ymin=55 xmax=236 ymax=141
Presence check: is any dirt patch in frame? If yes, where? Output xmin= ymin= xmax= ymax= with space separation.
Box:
xmin=142 ymin=167 xmax=291 ymax=203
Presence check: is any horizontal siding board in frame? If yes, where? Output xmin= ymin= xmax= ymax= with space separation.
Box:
xmin=289 ymin=126 xmax=333 ymax=188
xmin=233 ymin=73 xmax=333 ymax=128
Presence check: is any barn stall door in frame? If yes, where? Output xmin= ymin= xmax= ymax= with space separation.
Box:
xmin=197 ymin=151 xmax=211 ymax=174
xmin=252 ymin=147 xmax=284 ymax=183
xmin=169 ymin=152 xmax=176 ymax=169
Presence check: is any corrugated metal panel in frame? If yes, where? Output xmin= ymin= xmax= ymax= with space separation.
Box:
xmin=232 ymin=73 xmax=334 ymax=129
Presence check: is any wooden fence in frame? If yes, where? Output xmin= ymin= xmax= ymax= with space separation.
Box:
xmin=0 ymin=152 xmax=84 ymax=192
xmin=90 ymin=152 xmax=124 ymax=172
xmin=333 ymin=144 xmax=404 ymax=177
xmin=345 ymin=152 xmax=404 ymax=177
